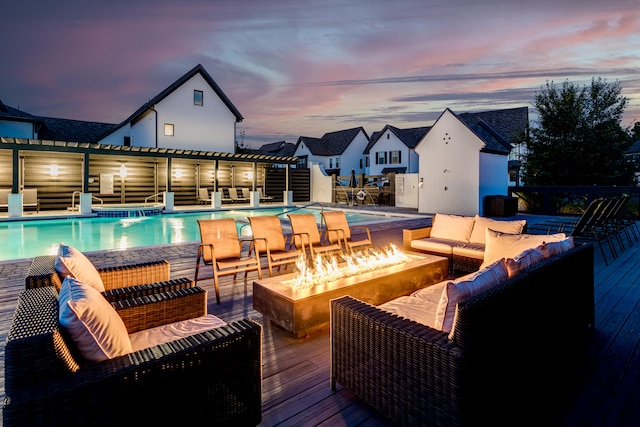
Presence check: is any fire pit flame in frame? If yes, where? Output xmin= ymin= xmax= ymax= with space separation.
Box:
xmin=289 ymin=244 xmax=409 ymax=290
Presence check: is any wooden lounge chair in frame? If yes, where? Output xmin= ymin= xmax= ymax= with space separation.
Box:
xmin=228 ymin=187 xmax=249 ymax=203
xmin=321 ymin=210 xmax=373 ymax=254
xmin=195 ymin=218 xmax=262 ymax=303
xmin=258 ymin=188 xmax=274 ymax=202
xmin=248 ymin=215 xmax=304 ymax=276
xmin=22 ymin=188 xmax=40 ymax=212
xmin=198 ymin=188 xmax=212 ymax=205
xmin=287 ymin=213 xmax=343 ymax=258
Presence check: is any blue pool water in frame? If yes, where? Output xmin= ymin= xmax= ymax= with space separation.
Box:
xmin=0 ymin=207 xmax=401 ymax=261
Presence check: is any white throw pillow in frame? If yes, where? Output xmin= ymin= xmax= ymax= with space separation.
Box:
xmin=504 ymin=247 xmax=545 ymax=278
xmin=468 ymin=216 xmax=527 ymax=244
xmin=55 ymin=243 xmax=105 ymax=292
xmin=59 ymin=276 xmax=132 ymax=363
xmin=541 ymin=237 xmax=575 ymax=258
xmin=430 ymin=214 xmax=476 ymax=242
xmin=434 ymin=258 xmax=509 ymax=333
xmin=481 ymin=230 xmax=566 ymax=269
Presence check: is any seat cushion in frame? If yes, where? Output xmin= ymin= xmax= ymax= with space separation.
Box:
xmin=430 ymin=214 xmax=476 ymax=242
xmin=129 ymin=314 xmax=227 ymax=352
xmin=468 ymin=216 xmax=527 ymax=244
xmin=451 ymin=243 xmax=485 ymax=260
xmin=58 ymin=276 xmax=132 ymax=363
xmin=378 ymin=296 xmax=440 ymax=329
xmin=434 ymin=259 xmax=509 ymax=333
xmin=410 ymin=237 xmax=460 ymax=256
xmin=55 ymin=243 xmax=105 ymax=292
xmin=481 ymin=229 xmax=566 ymax=269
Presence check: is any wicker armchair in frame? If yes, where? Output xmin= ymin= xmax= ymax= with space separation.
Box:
xmin=4 ymin=285 xmax=263 ymax=426
xmin=24 ymin=254 xmax=195 ymax=302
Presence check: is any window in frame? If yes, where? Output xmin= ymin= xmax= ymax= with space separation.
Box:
xmin=366 ymin=156 xmax=369 ymax=167
xmin=390 ymin=150 xmax=401 ymax=164
xmin=329 ymin=158 xmax=333 ymax=168
xmin=194 ymin=90 xmax=203 ymax=106
xmin=123 ymin=136 xmax=132 ymax=147
xmin=359 ymin=158 xmax=363 ymax=169
xmin=164 ymin=123 xmax=174 ymax=136
xmin=376 ymin=151 xmax=387 ymax=165
xmin=387 ymin=133 xmax=390 ymax=139
xmin=336 ymin=157 xmax=340 ymax=168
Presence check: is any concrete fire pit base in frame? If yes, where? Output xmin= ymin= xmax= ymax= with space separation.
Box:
xmin=253 ymin=252 xmax=448 ymax=338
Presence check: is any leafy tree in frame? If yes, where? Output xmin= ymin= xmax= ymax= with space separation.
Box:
xmin=523 ymin=78 xmax=636 ymax=186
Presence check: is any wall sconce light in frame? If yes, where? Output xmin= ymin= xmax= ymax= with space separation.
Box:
xmin=246 ymin=171 xmax=253 ymax=180
xmin=49 ymin=164 xmax=60 ymax=177
xmin=173 ymin=169 xmax=183 ymax=179
xmin=119 ymin=164 xmax=128 ymax=178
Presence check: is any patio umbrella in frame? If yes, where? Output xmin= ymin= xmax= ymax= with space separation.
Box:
xmin=349 ymin=170 xmax=357 ymax=188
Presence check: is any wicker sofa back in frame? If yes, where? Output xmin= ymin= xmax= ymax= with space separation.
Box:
xmin=330 ymin=243 xmax=594 ymax=426
xmin=4 ymin=286 xmax=263 ymax=426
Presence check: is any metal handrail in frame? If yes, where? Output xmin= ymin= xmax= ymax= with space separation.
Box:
xmin=145 ymin=193 xmax=164 ymax=205
xmin=69 ymin=191 xmax=103 ymax=210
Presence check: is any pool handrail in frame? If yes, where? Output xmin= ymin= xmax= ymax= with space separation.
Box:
xmin=68 ymin=191 xmax=104 ymax=211
xmin=145 ymin=193 xmax=165 ymax=206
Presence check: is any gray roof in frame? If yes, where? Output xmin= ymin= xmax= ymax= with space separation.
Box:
xmin=457 ymin=111 xmax=511 ymax=154
xmin=625 ymin=139 xmax=640 ymax=154
xmin=296 ymin=127 xmax=367 ymax=156
xmin=364 ymin=125 xmax=431 ymax=154
xmin=256 ymin=141 xmax=296 ymax=157
xmin=0 ymin=99 xmax=116 ymax=143
xmin=464 ymin=106 xmax=529 ymax=144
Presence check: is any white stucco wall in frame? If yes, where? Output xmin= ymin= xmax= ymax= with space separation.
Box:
xmin=415 ymin=110 xmax=483 ymax=216
xmin=340 ymin=130 xmax=369 ymax=174
xmin=98 ymin=123 xmax=132 ymax=146
xmin=310 ymin=163 xmax=333 ymax=203
xmin=394 ymin=173 xmax=419 ymax=208
xmin=0 ymin=120 xmax=33 ymax=138
xmin=479 ymin=151 xmax=510 ymax=215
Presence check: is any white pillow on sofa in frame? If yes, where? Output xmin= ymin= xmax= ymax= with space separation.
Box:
xmin=468 ymin=216 xmax=527 ymax=244
xmin=55 ymin=243 xmax=105 ymax=292
xmin=504 ymin=247 xmax=545 ymax=277
xmin=430 ymin=214 xmax=476 ymax=242
xmin=481 ymin=229 xmax=566 ymax=269
xmin=434 ymin=258 xmax=509 ymax=333
xmin=541 ymin=237 xmax=575 ymax=258
xmin=59 ymin=276 xmax=132 ymax=363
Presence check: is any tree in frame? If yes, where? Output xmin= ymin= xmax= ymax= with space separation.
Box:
xmin=523 ymin=78 xmax=636 ymax=186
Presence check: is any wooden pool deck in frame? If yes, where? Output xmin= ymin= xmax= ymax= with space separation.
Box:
xmin=0 ymin=212 xmax=639 ymax=426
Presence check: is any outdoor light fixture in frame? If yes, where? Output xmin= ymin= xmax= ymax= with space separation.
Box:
xmin=246 ymin=171 xmax=253 ymax=180
xmin=173 ymin=169 xmax=183 ymax=179
xmin=48 ymin=164 xmax=60 ymax=177
xmin=119 ymin=164 xmax=128 ymax=178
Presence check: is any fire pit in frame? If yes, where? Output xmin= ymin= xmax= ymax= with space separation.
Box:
xmin=253 ymin=246 xmax=448 ymax=338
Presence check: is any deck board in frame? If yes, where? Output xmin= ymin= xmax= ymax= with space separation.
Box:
xmin=0 ymin=213 xmax=639 ymax=426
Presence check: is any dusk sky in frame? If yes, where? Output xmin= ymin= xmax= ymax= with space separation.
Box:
xmin=2 ymin=0 xmax=639 ymax=148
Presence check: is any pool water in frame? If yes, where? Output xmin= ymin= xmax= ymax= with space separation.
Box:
xmin=0 ymin=207 xmax=402 ymax=261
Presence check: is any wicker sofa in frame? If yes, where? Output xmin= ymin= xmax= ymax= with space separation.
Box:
xmin=4 ymin=284 xmax=263 ymax=426
xmin=403 ymin=213 xmax=527 ymax=272
xmin=330 ymin=243 xmax=595 ymax=426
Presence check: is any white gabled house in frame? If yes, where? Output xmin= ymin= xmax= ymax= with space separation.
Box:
xmin=292 ymin=127 xmax=370 ymax=175
xmin=98 ymin=64 xmax=243 ymax=152
xmin=415 ymin=108 xmax=512 ymax=216
xmin=364 ymin=125 xmax=430 ymax=175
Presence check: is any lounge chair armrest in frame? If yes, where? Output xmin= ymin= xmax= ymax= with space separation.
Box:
xmin=403 ymin=226 xmax=433 ymax=249
xmin=98 ymin=260 xmax=171 ymax=289
xmin=349 ymin=225 xmax=372 ymax=239
xmin=114 ymin=285 xmax=207 ymax=333
xmin=102 ymin=277 xmax=194 ymax=302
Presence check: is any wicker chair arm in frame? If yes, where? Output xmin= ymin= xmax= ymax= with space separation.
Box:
xmin=3 ymin=319 xmax=263 ymax=426
xmin=402 ymin=226 xmax=432 ymax=250
xmin=24 ymin=255 xmax=171 ymax=292
xmin=113 ymin=284 xmax=207 ymax=333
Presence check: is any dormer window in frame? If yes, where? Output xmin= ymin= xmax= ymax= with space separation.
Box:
xmin=194 ymin=90 xmax=203 ymax=106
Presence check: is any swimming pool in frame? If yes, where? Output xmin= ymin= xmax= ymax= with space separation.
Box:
xmin=0 ymin=207 xmax=411 ymax=261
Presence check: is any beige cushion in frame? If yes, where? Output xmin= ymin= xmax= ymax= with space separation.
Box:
xmin=481 ymin=230 xmax=566 ymax=269
xmin=468 ymin=216 xmax=527 ymax=244
xmin=129 ymin=314 xmax=227 ymax=352
xmin=410 ymin=237 xmax=458 ymax=255
xmin=451 ymin=243 xmax=485 ymax=260
xmin=58 ymin=276 xmax=132 ymax=363
xmin=55 ymin=243 xmax=105 ymax=292
xmin=434 ymin=259 xmax=509 ymax=333
xmin=430 ymin=214 xmax=476 ymax=242
xmin=541 ymin=237 xmax=575 ymax=258
xmin=505 ymin=247 xmax=545 ymax=278
xmin=378 ymin=296 xmax=439 ymax=329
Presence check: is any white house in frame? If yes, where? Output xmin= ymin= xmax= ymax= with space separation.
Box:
xmin=364 ymin=125 xmax=430 ymax=175
xmin=292 ymin=127 xmax=370 ymax=175
xmin=98 ymin=64 xmax=243 ymax=152
xmin=415 ymin=108 xmax=512 ymax=216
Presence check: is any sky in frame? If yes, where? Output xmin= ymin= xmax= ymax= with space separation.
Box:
xmin=2 ymin=0 xmax=639 ymax=148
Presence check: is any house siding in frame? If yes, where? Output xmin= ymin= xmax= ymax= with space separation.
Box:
xmin=0 ymin=120 xmax=33 ymax=139
xmin=368 ymin=130 xmax=417 ymax=175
